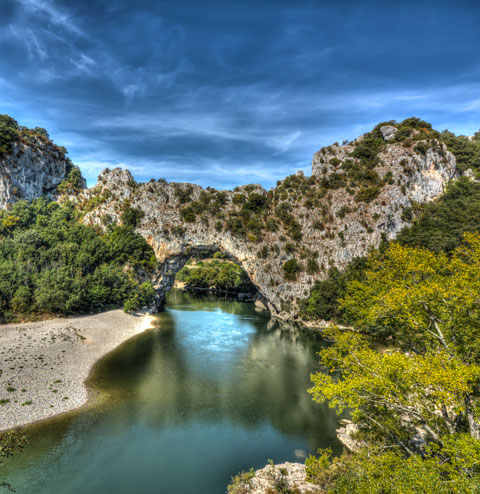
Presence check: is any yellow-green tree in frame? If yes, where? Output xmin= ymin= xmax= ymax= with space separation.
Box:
xmin=306 ymin=234 xmax=480 ymax=491
xmin=310 ymin=328 xmax=480 ymax=450
xmin=340 ymin=233 xmax=480 ymax=363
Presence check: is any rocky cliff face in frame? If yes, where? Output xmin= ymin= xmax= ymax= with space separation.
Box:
xmin=0 ymin=135 xmax=74 ymax=208
xmin=78 ymin=124 xmax=456 ymax=319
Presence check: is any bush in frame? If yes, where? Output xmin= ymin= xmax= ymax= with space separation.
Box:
xmin=121 ymin=204 xmax=144 ymax=227
xmin=57 ymin=165 xmax=85 ymax=195
xmin=0 ymin=114 xmax=20 ymax=157
xmin=282 ymin=258 xmax=302 ymax=281
xmin=396 ymin=178 xmax=480 ymax=253
xmin=299 ymin=257 xmax=367 ymax=322
xmin=306 ymin=258 xmax=319 ymax=275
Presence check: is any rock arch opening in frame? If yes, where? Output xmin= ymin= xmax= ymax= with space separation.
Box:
xmin=147 ymin=244 xmax=269 ymax=313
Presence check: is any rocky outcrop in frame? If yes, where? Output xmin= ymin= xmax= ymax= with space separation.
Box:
xmin=229 ymin=462 xmax=321 ymax=494
xmin=336 ymin=419 xmax=363 ymax=452
xmin=76 ymin=127 xmax=455 ymax=319
xmin=0 ymin=136 xmax=76 ymax=208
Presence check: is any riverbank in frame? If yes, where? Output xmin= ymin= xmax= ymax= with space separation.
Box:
xmin=0 ymin=310 xmax=155 ymax=432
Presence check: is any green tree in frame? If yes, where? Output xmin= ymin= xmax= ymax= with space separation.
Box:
xmin=0 ymin=114 xmax=19 ymax=157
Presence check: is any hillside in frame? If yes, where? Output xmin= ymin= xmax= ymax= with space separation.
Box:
xmin=2 ymin=115 xmax=480 ymax=321
xmin=0 ymin=115 xmax=84 ymax=208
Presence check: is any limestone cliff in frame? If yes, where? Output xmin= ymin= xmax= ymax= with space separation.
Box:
xmin=0 ymin=123 xmax=79 ymax=208
xmin=77 ymin=122 xmax=456 ymax=319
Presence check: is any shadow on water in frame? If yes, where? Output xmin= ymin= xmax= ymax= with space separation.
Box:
xmin=0 ymin=290 xmax=342 ymax=494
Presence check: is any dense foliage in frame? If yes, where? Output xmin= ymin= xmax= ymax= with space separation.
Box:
xmin=0 ymin=114 xmax=20 ymax=157
xmin=341 ymin=234 xmax=480 ymax=361
xmin=440 ymin=129 xmax=480 ymax=174
xmin=0 ymin=199 xmax=156 ymax=321
xmin=305 ymin=234 xmax=480 ymax=492
xmin=299 ymin=257 xmax=367 ymax=322
xmin=396 ymin=177 xmax=480 ymax=253
xmin=176 ymin=258 xmax=255 ymax=294
xmin=304 ymin=439 xmax=480 ymax=493
xmin=56 ymin=165 xmax=85 ymax=196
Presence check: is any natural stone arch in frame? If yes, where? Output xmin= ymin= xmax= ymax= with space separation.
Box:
xmin=80 ymin=133 xmax=456 ymax=320
xmin=145 ymin=243 xmax=268 ymax=312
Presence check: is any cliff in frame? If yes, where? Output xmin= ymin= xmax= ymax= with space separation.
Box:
xmin=76 ymin=120 xmax=456 ymax=319
xmin=0 ymin=116 xmax=458 ymax=319
xmin=0 ymin=117 xmax=81 ymax=208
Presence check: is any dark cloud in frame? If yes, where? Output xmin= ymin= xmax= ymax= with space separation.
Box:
xmin=1 ymin=0 xmax=479 ymax=187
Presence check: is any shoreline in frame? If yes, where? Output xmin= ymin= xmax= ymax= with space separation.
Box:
xmin=0 ymin=310 xmax=155 ymax=432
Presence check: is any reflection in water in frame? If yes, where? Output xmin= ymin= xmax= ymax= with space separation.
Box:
xmin=1 ymin=291 xmax=341 ymax=494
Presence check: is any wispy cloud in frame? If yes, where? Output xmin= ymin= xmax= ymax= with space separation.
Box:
xmin=1 ymin=1 xmax=480 ymax=189
xmin=18 ymin=0 xmax=84 ymax=36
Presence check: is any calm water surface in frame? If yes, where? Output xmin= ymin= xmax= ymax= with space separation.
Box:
xmin=1 ymin=291 xmax=341 ymax=494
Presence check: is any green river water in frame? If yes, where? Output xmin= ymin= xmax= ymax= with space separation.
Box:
xmin=0 ymin=290 xmax=341 ymax=493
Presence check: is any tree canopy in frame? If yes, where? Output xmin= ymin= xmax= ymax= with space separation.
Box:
xmin=0 ymin=199 xmax=156 ymax=321
xmin=305 ymin=233 xmax=480 ymax=492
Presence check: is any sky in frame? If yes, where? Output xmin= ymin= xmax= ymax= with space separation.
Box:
xmin=1 ymin=0 xmax=479 ymax=189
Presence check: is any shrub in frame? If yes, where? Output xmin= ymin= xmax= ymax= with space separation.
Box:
xmin=355 ymin=186 xmax=381 ymax=203
xmin=121 ymin=204 xmax=144 ymax=227
xmin=306 ymin=258 xmax=319 ymax=275
xmin=282 ymin=258 xmax=302 ymax=281
xmin=0 ymin=114 xmax=20 ymax=157
xmin=174 ymin=185 xmax=193 ymax=204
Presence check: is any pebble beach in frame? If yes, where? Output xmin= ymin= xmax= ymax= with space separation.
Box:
xmin=0 ymin=310 xmax=155 ymax=431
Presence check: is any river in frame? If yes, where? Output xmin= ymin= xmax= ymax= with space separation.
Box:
xmin=0 ymin=290 xmax=341 ymax=493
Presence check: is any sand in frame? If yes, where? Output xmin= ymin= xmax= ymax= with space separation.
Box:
xmin=0 ymin=310 xmax=155 ymax=432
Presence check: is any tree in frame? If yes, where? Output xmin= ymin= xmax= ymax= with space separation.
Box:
xmin=340 ymin=233 xmax=480 ymax=362
xmin=282 ymin=258 xmax=301 ymax=281
xmin=304 ymin=436 xmax=480 ymax=493
xmin=121 ymin=205 xmax=144 ymax=228
xmin=310 ymin=328 xmax=480 ymax=452
xmin=306 ymin=234 xmax=480 ymax=492
xmin=57 ymin=166 xmax=85 ymax=195
xmin=0 ymin=114 xmax=19 ymax=157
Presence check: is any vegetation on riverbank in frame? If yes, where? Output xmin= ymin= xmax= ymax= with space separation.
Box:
xmin=303 ymin=233 xmax=480 ymax=492
xmin=0 ymin=199 xmax=156 ymax=322
xmin=176 ymin=255 xmax=256 ymax=295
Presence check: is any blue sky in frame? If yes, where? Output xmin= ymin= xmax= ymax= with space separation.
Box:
xmin=1 ymin=0 xmax=479 ymax=188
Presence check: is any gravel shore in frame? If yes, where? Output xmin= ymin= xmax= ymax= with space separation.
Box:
xmin=0 ymin=310 xmax=155 ymax=431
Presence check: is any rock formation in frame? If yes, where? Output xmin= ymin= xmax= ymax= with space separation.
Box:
xmin=229 ymin=462 xmax=321 ymax=494
xmin=76 ymin=123 xmax=456 ymax=319
xmin=0 ymin=117 xmax=458 ymax=319
xmin=0 ymin=133 xmax=76 ymax=208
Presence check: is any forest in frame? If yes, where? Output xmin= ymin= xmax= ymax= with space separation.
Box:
xmin=0 ymin=198 xmax=156 ymax=322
